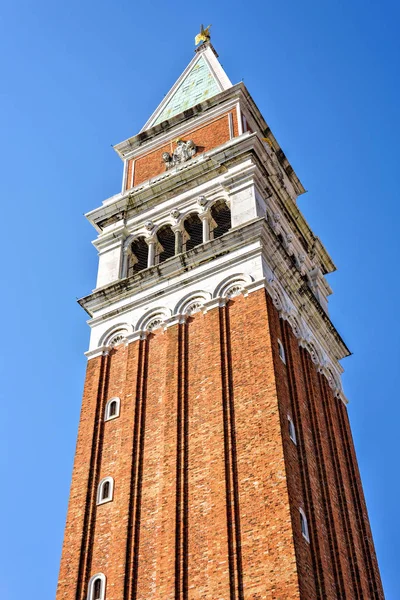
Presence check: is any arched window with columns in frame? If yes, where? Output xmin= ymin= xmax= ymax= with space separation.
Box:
xmin=127 ymin=237 xmax=149 ymax=276
xmin=211 ymin=200 xmax=231 ymax=239
xmin=183 ymin=213 xmax=203 ymax=252
xmin=156 ymin=225 xmax=175 ymax=263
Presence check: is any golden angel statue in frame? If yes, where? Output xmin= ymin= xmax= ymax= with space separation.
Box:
xmin=195 ymin=24 xmax=211 ymax=46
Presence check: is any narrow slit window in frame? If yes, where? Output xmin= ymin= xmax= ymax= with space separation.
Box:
xmin=278 ymin=339 xmax=286 ymax=364
xmin=101 ymin=481 xmax=110 ymax=501
xmin=93 ymin=579 xmax=102 ymax=600
xmin=97 ymin=477 xmax=114 ymax=505
xmin=288 ymin=415 xmax=297 ymax=445
xmin=299 ymin=508 xmax=310 ymax=542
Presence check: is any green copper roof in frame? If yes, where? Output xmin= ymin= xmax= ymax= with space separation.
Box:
xmin=153 ymin=56 xmax=221 ymax=126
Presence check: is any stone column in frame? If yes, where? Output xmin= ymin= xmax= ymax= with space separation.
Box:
xmin=146 ymin=237 xmax=156 ymax=267
xmin=174 ymin=229 xmax=183 ymax=254
xmin=200 ymin=212 xmax=211 ymax=243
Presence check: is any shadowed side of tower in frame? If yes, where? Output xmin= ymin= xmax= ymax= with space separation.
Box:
xmin=56 ymin=35 xmax=384 ymax=600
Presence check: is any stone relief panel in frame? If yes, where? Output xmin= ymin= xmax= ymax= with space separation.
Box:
xmin=163 ymin=139 xmax=197 ymax=170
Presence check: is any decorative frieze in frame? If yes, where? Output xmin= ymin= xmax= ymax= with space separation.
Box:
xmin=85 ymin=269 xmax=346 ymax=404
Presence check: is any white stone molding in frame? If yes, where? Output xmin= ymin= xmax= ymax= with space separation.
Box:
xmin=124 ymin=330 xmax=148 ymax=345
xmin=262 ymin=276 xmax=346 ymax=403
xmin=164 ymin=314 xmax=188 ymax=328
xmin=174 ymin=291 xmax=212 ymax=316
xmin=85 ymin=269 xmax=347 ymax=403
xmin=121 ymin=158 xmax=128 ymax=193
xmin=135 ymin=308 xmax=172 ymax=333
xmin=203 ymin=297 xmax=227 ymax=312
xmin=213 ymin=273 xmax=253 ymax=299
xmin=87 ymin=573 xmax=106 ymax=600
xmin=263 ymin=200 xmax=333 ymax=313
xmin=84 ymin=346 xmax=110 ymax=360
xmin=96 ymin=477 xmax=114 ymax=506
xmin=265 ymin=277 xmax=292 ymax=318
xmin=104 ymin=397 xmax=121 ymax=421
xmin=99 ymin=324 xmax=132 ymax=347
xmin=286 ymin=311 xmax=309 ymax=344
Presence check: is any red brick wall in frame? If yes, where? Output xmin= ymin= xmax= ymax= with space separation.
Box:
xmin=125 ymin=160 xmax=133 ymax=191
xmin=56 ymin=289 xmax=384 ymax=600
xmin=130 ymin=110 xmax=237 ymax=188
xmin=56 ymin=356 xmax=104 ymax=600
xmin=266 ymin=293 xmax=384 ymax=600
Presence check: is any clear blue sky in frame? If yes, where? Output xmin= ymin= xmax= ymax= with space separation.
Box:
xmin=1 ymin=1 xmax=399 ymax=598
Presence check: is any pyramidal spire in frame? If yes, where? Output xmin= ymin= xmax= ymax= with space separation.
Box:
xmin=140 ymin=32 xmax=232 ymax=132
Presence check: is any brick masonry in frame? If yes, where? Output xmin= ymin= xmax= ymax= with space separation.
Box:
xmin=126 ymin=110 xmax=238 ymax=189
xmin=56 ymin=289 xmax=384 ymax=600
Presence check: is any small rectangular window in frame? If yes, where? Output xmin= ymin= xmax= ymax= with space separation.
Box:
xmin=278 ymin=339 xmax=286 ymax=364
xmin=288 ymin=415 xmax=297 ymax=444
xmin=300 ymin=508 xmax=310 ymax=543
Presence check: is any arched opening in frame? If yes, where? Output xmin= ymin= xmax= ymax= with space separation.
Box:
xmin=87 ymin=574 xmax=106 ymax=600
xmin=127 ymin=237 xmax=148 ymax=277
xmin=104 ymin=397 xmax=120 ymax=421
xmin=93 ymin=579 xmax=102 ymax=600
xmin=156 ymin=225 xmax=175 ymax=263
xmin=211 ymin=200 xmax=231 ymax=239
xmin=183 ymin=213 xmax=203 ymax=252
xmin=101 ymin=481 xmax=110 ymax=501
xmin=97 ymin=477 xmax=114 ymax=505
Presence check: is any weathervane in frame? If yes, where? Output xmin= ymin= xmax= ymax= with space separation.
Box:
xmin=195 ymin=24 xmax=211 ymax=46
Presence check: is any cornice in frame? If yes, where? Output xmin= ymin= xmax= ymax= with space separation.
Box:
xmin=79 ymin=220 xmax=262 ymax=316
xmin=80 ymin=218 xmax=349 ymax=364
xmin=123 ymin=98 xmax=240 ymax=162
xmin=84 ymin=269 xmax=349 ymax=405
xmin=86 ymin=133 xmax=257 ymax=231
xmin=112 ymin=82 xmax=305 ymax=199
xmin=114 ymin=84 xmax=243 ymax=156
xmin=88 ymin=132 xmax=335 ymax=281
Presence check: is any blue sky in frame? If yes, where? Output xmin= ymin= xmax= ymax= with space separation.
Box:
xmin=1 ymin=0 xmax=399 ymax=598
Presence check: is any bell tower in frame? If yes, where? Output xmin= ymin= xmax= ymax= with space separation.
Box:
xmin=56 ymin=33 xmax=384 ymax=600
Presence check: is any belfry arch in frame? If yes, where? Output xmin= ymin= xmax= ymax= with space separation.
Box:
xmin=126 ymin=236 xmax=148 ymax=276
xmin=156 ymin=225 xmax=175 ymax=263
xmin=183 ymin=213 xmax=203 ymax=252
xmin=210 ymin=199 xmax=231 ymax=239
